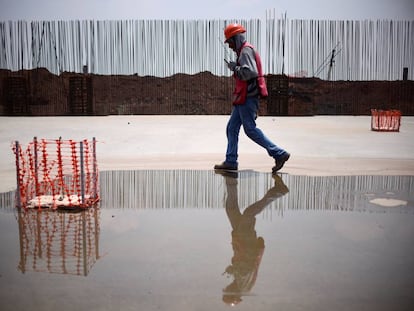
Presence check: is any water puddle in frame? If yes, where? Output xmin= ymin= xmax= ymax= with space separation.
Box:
xmin=0 ymin=170 xmax=413 ymax=310
xmin=369 ymin=198 xmax=408 ymax=207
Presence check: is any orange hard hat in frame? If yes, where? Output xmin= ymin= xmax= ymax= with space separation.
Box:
xmin=224 ymin=24 xmax=246 ymax=42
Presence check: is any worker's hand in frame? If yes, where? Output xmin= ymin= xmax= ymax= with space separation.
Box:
xmin=227 ymin=61 xmax=237 ymax=71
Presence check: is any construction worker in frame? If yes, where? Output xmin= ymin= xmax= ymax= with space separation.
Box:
xmin=214 ymin=23 xmax=290 ymax=174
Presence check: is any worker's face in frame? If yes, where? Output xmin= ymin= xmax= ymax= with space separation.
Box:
xmin=226 ymin=37 xmax=236 ymax=52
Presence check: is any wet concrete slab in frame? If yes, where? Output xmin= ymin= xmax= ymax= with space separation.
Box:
xmin=0 ymin=170 xmax=414 ymax=310
xmin=1 ymin=116 xmax=414 ymax=194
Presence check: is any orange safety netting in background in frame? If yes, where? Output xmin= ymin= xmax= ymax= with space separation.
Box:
xmin=12 ymin=137 xmax=99 ymax=209
xmin=371 ymin=109 xmax=401 ymax=132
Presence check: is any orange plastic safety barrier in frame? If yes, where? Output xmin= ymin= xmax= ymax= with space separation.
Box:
xmin=12 ymin=138 xmax=99 ymax=209
xmin=371 ymin=109 xmax=401 ymax=132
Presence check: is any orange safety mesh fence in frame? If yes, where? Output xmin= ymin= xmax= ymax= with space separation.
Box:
xmin=12 ymin=137 xmax=99 ymax=209
xmin=371 ymin=109 xmax=401 ymax=132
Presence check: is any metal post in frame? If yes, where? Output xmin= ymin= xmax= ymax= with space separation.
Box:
xmin=34 ymin=136 xmax=38 ymax=196
xmin=92 ymin=137 xmax=97 ymax=199
xmin=80 ymin=141 xmax=85 ymax=205
xmin=15 ymin=141 xmax=21 ymax=208
xmin=403 ymin=67 xmax=408 ymax=81
xmin=56 ymin=137 xmax=64 ymax=197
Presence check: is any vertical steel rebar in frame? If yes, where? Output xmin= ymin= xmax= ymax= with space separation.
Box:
xmin=1 ymin=19 xmax=413 ymax=79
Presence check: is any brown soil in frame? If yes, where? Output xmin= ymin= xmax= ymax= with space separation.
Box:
xmin=0 ymin=68 xmax=412 ymax=116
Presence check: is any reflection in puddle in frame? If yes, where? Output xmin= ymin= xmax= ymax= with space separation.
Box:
xmin=2 ymin=170 xmax=413 ymax=213
xmin=0 ymin=170 xmax=413 ymax=310
xmin=221 ymin=173 xmax=289 ymax=306
xmin=98 ymin=170 xmax=414 ymax=213
xmin=369 ymin=198 xmax=408 ymax=207
xmin=17 ymin=207 xmax=100 ymax=276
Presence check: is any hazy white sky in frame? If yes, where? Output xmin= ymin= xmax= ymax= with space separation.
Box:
xmin=0 ymin=0 xmax=413 ymax=21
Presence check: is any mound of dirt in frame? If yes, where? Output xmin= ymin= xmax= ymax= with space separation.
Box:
xmin=0 ymin=68 xmax=412 ymax=116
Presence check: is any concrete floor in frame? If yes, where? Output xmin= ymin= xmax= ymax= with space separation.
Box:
xmin=1 ymin=115 xmax=413 ymax=192
xmin=1 ymin=116 xmax=414 ymax=311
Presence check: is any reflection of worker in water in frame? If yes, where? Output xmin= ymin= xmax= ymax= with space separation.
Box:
xmin=221 ymin=173 xmax=289 ymax=306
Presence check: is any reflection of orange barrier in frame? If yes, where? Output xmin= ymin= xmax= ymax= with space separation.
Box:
xmin=371 ymin=109 xmax=401 ymax=132
xmin=12 ymin=137 xmax=99 ymax=209
xmin=17 ymin=207 xmax=100 ymax=276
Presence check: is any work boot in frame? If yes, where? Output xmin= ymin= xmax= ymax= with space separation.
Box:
xmin=272 ymin=152 xmax=290 ymax=174
xmin=214 ymin=162 xmax=238 ymax=171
